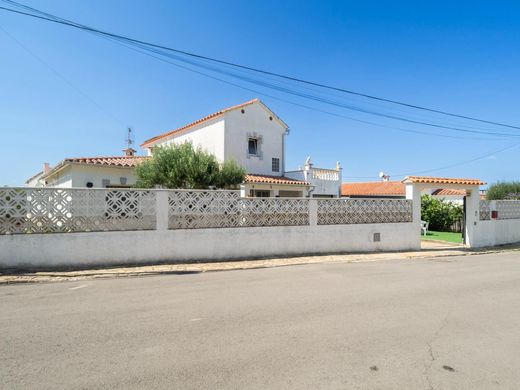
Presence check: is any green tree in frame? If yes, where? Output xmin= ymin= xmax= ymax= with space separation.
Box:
xmin=135 ymin=143 xmax=246 ymax=189
xmin=487 ymin=181 xmax=520 ymax=200
xmin=421 ymin=194 xmax=463 ymax=231
xmin=217 ymin=160 xmax=248 ymax=189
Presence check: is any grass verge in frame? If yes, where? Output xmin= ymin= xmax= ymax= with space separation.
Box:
xmin=422 ymin=230 xmax=463 ymax=244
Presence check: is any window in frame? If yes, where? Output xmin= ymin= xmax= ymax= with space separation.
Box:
xmin=272 ymin=158 xmax=280 ymax=172
xmin=250 ymin=189 xmax=270 ymax=198
xmin=248 ymin=138 xmax=258 ymax=155
xmin=120 ymin=177 xmax=127 ymax=185
xmin=102 ymin=179 xmax=110 ymax=188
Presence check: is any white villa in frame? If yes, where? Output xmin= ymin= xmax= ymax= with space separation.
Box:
xmin=26 ymin=148 xmax=145 ymax=189
xmin=27 ymin=99 xmax=341 ymax=197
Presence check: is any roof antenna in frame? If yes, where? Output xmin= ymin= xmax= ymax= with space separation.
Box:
xmin=379 ymin=171 xmax=390 ymax=182
xmin=124 ymin=127 xmax=136 ymax=156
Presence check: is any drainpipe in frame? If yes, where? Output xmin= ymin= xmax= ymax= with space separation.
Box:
xmin=282 ymin=128 xmax=289 ymax=176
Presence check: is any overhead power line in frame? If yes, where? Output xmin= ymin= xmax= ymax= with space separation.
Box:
xmin=343 ymin=141 xmax=520 ymax=179
xmin=1 ymin=0 xmax=518 ymax=179
xmin=0 ymin=24 xmax=126 ymax=127
xmin=1 ymin=0 xmax=520 ymax=134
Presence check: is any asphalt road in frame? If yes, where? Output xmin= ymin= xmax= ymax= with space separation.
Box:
xmin=2 ymin=251 xmax=520 ymax=390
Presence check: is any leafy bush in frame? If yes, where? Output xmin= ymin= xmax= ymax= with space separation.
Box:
xmin=486 ymin=181 xmax=520 ymax=200
xmin=136 ymin=143 xmax=246 ymax=189
xmin=421 ymin=194 xmax=463 ymax=231
xmin=216 ymin=160 xmax=247 ymax=189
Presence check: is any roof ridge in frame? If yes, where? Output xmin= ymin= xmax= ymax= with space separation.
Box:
xmin=141 ymin=98 xmax=265 ymax=147
xmin=65 ymin=155 xmax=148 ymax=160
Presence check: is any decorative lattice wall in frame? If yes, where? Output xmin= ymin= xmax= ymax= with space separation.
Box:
xmin=479 ymin=200 xmax=492 ymax=220
xmin=317 ymin=198 xmax=413 ymax=225
xmin=168 ymin=191 xmax=309 ymax=229
xmin=496 ymin=200 xmax=520 ymax=220
xmin=0 ymin=188 xmax=156 ymax=234
xmin=1 ymin=188 xmax=416 ymax=235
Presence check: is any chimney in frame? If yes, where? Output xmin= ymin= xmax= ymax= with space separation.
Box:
xmin=123 ymin=148 xmax=136 ymax=157
xmin=43 ymin=162 xmax=51 ymax=174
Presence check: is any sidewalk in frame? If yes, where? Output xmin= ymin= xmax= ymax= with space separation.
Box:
xmin=1 ymin=241 xmax=518 ymax=284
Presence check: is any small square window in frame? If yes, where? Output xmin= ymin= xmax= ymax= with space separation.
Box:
xmin=102 ymin=179 xmax=110 ymax=188
xmin=272 ymin=158 xmax=280 ymax=172
xmin=120 ymin=177 xmax=127 ymax=185
xmin=248 ymin=138 xmax=258 ymax=155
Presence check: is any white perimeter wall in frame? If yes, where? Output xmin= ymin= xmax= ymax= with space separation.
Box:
xmin=0 ymin=223 xmax=419 ymax=269
xmin=473 ymin=219 xmax=520 ymax=248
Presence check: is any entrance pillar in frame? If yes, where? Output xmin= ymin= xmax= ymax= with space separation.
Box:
xmin=464 ymin=185 xmax=480 ymax=247
xmin=406 ymin=182 xmax=422 ymax=249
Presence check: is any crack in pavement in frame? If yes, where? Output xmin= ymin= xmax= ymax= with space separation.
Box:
xmin=423 ymin=316 xmax=449 ymax=390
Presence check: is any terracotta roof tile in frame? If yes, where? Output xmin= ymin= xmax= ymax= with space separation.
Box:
xmin=245 ymin=174 xmax=309 ymax=186
xmin=341 ymin=181 xmax=405 ymax=197
xmin=64 ymin=156 xmax=150 ymax=167
xmin=431 ymin=189 xmax=466 ymax=196
xmin=141 ymin=99 xmax=266 ymax=147
xmin=403 ymin=176 xmax=486 ymax=186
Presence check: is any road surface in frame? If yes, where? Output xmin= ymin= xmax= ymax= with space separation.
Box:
xmin=2 ymin=251 xmax=520 ymax=389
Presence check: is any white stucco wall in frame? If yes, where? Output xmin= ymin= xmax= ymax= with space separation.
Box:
xmin=224 ymin=103 xmax=287 ymax=176
xmin=45 ymin=165 xmax=137 ymax=188
xmin=0 ymin=222 xmax=419 ymax=269
xmin=69 ymin=165 xmax=137 ymax=188
xmin=25 ymin=172 xmax=45 ymax=187
xmin=431 ymin=195 xmax=464 ymax=205
xmin=45 ymin=166 xmax=73 ymax=187
xmin=150 ymin=118 xmax=226 ymax=161
xmin=472 ymin=219 xmax=520 ymax=248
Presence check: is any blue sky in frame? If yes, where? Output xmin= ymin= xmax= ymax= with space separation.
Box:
xmin=1 ymin=0 xmax=519 ymax=186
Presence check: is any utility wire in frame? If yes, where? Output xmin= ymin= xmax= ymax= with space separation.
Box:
xmin=343 ymin=141 xmax=520 ymax=179
xmin=113 ymin=36 xmax=507 ymax=141
xmin=0 ymin=24 xmax=126 ymax=127
xmin=121 ymin=43 xmax=520 ymax=138
xmin=1 ymin=0 xmax=520 ymax=133
xmin=2 ymin=0 xmax=518 ymax=179
xmin=1 ymin=1 xmax=505 ymax=142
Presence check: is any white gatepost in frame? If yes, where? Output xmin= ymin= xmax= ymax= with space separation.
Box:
xmin=464 ymin=186 xmax=480 ymax=247
xmin=405 ymin=182 xmax=422 ymax=250
xmin=155 ymin=191 xmax=169 ymax=230
xmin=309 ymin=199 xmax=318 ymax=226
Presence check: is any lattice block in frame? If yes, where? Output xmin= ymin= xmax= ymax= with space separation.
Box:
xmin=317 ymin=198 xmax=413 ymax=225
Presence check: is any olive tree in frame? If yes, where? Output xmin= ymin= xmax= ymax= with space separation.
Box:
xmin=135 ymin=143 xmax=246 ymax=189
xmin=486 ymin=181 xmax=520 ymax=200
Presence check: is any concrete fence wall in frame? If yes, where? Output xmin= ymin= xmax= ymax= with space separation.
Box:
xmin=0 ymin=223 xmax=419 ymax=269
xmin=0 ymin=187 xmax=418 ymax=269
xmin=473 ymin=219 xmax=520 ymax=248
xmin=474 ymin=200 xmax=520 ymax=247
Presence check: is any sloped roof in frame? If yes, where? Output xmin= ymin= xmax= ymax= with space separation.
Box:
xmin=63 ymin=156 xmax=150 ymax=167
xmin=341 ymin=181 xmax=405 ymax=197
xmin=245 ymin=174 xmax=309 ymax=186
xmin=403 ymin=176 xmax=486 ymax=186
xmin=141 ymin=98 xmax=288 ymax=148
xmin=431 ymin=188 xmax=466 ymax=196
xmin=42 ymin=156 xmax=149 ymax=180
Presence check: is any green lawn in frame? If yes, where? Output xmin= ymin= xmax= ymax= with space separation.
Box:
xmin=421 ymin=230 xmax=463 ymax=244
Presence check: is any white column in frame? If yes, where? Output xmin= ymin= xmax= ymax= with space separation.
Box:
xmin=239 ymin=184 xmax=247 ymax=198
xmin=405 ymin=183 xmax=422 ymax=249
xmin=309 ymin=199 xmax=318 ymax=226
xmin=155 ymin=191 xmax=169 ymax=231
xmin=464 ymin=186 xmax=480 ymax=247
